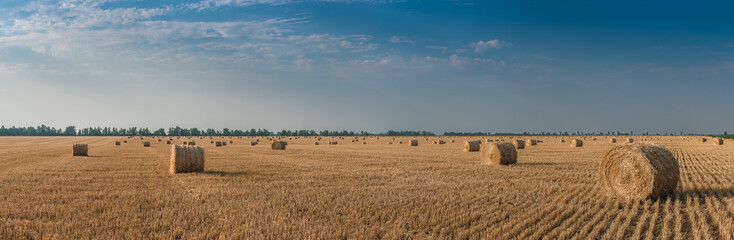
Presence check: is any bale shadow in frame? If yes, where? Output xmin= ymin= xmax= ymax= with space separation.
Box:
xmin=201 ymin=171 xmax=255 ymax=177
xmin=518 ymin=162 xmax=557 ymax=166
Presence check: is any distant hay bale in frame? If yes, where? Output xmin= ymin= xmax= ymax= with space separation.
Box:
xmin=215 ymin=142 xmax=222 ymax=147
xmin=462 ymin=140 xmax=481 ymax=152
xmin=124 ymin=140 xmax=128 ymax=143
xmin=363 ymin=142 xmax=367 ymax=145
xmin=480 ymin=142 xmax=518 ymax=165
xmin=609 ymin=138 xmax=617 ymax=143
xmin=627 ymin=138 xmax=634 ymax=143
xmin=438 ymin=140 xmax=446 ymax=144
xmin=512 ymin=140 xmax=525 ymax=149
xmin=250 ymin=141 xmax=258 ymax=146
xmin=485 ymin=139 xmax=493 ymax=143
xmin=699 ymin=138 xmax=707 ymax=143
xmin=143 ymin=141 xmax=151 ymax=147
xmin=188 ymin=141 xmax=196 ymax=146
xmin=713 ymin=138 xmax=723 ymax=145
xmin=451 ymin=140 xmax=455 ymax=143
xmin=222 ymin=142 xmax=227 ymax=146
xmin=211 ymin=141 xmax=214 ymax=144
xmin=272 ymin=141 xmax=287 ymax=150
xmin=388 ymin=142 xmax=393 ymax=144
xmin=559 ymin=139 xmax=565 ymax=143
xmin=598 ymin=143 xmax=679 ymax=199
xmin=399 ymin=141 xmax=403 ymax=144
xmin=169 ymin=145 xmax=205 ymax=174
xmin=73 ymin=144 xmax=88 ymax=156
xmin=409 ymin=139 xmax=418 ymax=146
xmin=229 ymin=141 xmax=233 ymax=144
xmin=115 ymin=141 xmax=120 ymax=146
xmin=183 ymin=141 xmax=188 ymax=145
xmin=158 ymin=139 xmax=161 ymax=142
xmin=570 ymin=139 xmax=583 ymax=147
xmin=314 ymin=142 xmax=319 ymax=145
xmin=166 ymin=141 xmax=171 ymax=144
xmin=526 ymin=139 xmax=537 ymax=146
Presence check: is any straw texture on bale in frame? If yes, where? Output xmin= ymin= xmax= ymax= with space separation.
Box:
xmin=409 ymin=140 xmax=418 ymax=146
xmin=462 ymin=140 xmax=481 ymax=152
xmin=598 ymin=143 xmax=679 ymax=199
xmin=73 ymin=144 xmax=88 ymax=156
xmin=570 ymin=139 xmax=583 ymax=147
xmin=609 ymin=138 xmax=617 ymax=143
xmin=480 ymin=142 xmax=517 ymax=165
xmin=512 ymin=140 xmax=525 ymax=149
xmin=143 ymin=141 xmax=151 ymax=147
xmin=713 ymin=138 xmax=723 ymax=145
xmin=526 ymin=139 xmax=537 ymax=146
xmin=271 ymin=141 xmax=287 ymax=150
xmin=169 ymin=145 xmax=205 ymax=174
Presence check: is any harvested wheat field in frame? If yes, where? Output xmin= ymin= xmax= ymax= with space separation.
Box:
xmin=1 ymin=136 xmax=733 ymax=239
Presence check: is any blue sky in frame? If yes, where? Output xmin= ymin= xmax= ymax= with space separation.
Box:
xmin=0 ymin=0 xmax=732 ymax=134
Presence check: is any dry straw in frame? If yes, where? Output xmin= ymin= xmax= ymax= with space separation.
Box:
xmin=409 ymin=139 xmax=418 ymax=146
xmin=462 ymin=140 xmax=481 ymax=152
xmin=480 ymin=142 xmax=517 ymax=165
xmin=169 ymin=145 xmax=205 ymax=174
xmin=598 ymin=143 xmax=679 ymax=199
xmin=512 ymin=140 xmax=525 ymax=149
xmin=272 ymin=141 xmax=287 ymax=150
xmin=73 ymin=144 xmax=88 ymax=156
xmin=570 ymin=139 xmax=583 ymax=147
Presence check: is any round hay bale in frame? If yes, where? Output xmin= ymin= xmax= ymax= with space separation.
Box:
xmin=525 ymin=139 xmax=537 ymax=146
xmin=462 ymin=140 xmax=481 ymax=152
xmin=699 ymin=138 xmax=707 ymax=143
xmin=559 ymin=139 xmax=565 ymax=143
xmin=314 ymin=142 xmax=319 ymax=145
xmin=115 ymin=141 xmax=121 ymax=146
xmin=713 ymin=138 xmax=723 ymax=145
xmin=215 ymin=141 xmax=222 ymax=147
xmin=73 ymin=144 xmax=88 ymax=156
xmin=480 ymin=142 xmax=517 ymax=165
xmin=250 ymin=141 xmax=258 ymax=146
xmin=166 ymin=141 xmax=171 ymax=144
xmin=598 ymin=143 xmax=679 ymax=199
xmin=409 ymin=140 xmax=418 ymax=146
xmin=271 ymin=141 xmax=287 ymax=150
xmin=512 ymin=140 xmax=525 ymax=149
xmin=627 ymin=138 xmax=634 ymax=143
xmin=399 ymin=141 xmax=403 ymax=144
xmin=609 ymin=138 xmax=617 ymax=143
xmin=143 ymin=141 xmax=151 ymax=147
xmin=570 ymin=139 xmax=583 ymax=147
xmin=388 ymin=142 xmax=393 ymax=144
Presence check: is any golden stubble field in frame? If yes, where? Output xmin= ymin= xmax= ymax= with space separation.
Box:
xmin=0 ymin=136 xmax=732 ymax=239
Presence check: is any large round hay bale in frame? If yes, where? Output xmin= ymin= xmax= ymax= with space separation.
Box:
xmin=73 ymin=144 xmax=88 ymax=156
xmin=699 ymin=137 xmax=707 ymax=143
xmin=525 ymin=139 xmax=537 ymax=146
xmin=570 ymin=139 xmax=583 ymax=147
xmin=462 ymin=140 xmax=481 ymax=152
xmin=480 ymin=142 xmax=517 ymax=165
xmin=272 ymin=141 xmax=286 ymax=150
xmin=409 ymin=139 xmax=418 ymax=146
xmin=609 ymin=138 xmax=617 ymax=143
xmin=627 ymin=138 xmax=634 ymax=143
xmin=713 ymin=138 xmax=723 ymax=145
xmin=598 ymin=143 xmax=679 ymax=199
xmin=169 ymin=145 xmax=205 ymax=174
xmin=512 ymin=140 xmax=525 ymax=149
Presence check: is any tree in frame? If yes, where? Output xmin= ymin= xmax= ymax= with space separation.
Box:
xmin=64 ymin=126 xmax=77 ymax=136
xmin=153 ymin=128 xmax=166 ymax=136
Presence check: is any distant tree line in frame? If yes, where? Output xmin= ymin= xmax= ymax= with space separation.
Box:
xmin=0 ymin=125 xmax=719 ymax=137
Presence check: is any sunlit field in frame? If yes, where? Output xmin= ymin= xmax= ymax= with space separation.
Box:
xmin=1 ymin=136 xmax=732 ymax=239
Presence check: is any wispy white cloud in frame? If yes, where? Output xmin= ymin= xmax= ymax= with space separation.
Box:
xmin=389 ymin=36 xmax=414 ymax=45
xmin=470 ymin=39 xmax=509 ymax=52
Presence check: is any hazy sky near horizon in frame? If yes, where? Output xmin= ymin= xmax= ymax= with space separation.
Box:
xmin=0 ymin=0 xmax=733 ymax=134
